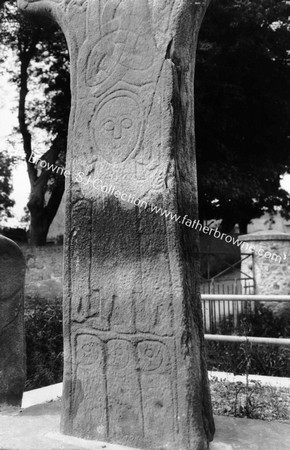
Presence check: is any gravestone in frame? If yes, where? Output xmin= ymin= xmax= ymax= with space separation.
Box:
xmin=18 ymin=0 xmax=215 ymax=448
xmin=0 ymin=235 xmax=26 ymax=408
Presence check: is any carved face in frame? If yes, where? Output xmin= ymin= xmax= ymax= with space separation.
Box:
xmin=137 ymin=341 xmax=170 ymax=373
xmin=76 ymin=334 xmax=103 ymax=367
xmin=93 ymin=95 xmax=141 ymax=164
xmin=107 ymin=339 xmax=131 ymax=370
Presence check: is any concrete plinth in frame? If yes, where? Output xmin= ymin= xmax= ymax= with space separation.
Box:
xmin=1 ymin=399 xmax=290 ymax=450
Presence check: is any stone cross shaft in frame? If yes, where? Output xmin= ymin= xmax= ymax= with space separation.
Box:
xmin=18 ymin=0 xmax=214 ymax=448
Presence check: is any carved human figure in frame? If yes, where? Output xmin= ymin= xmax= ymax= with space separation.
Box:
xmin=73 ymin=334 xmax=107 ymax=438
xmin=18 ymin=0 xmax=215 ymax=449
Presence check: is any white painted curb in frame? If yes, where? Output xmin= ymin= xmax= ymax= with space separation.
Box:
xmin=208 ymin=371 xmax=290 ymax=388
xmin=21 ymin=371 xmax=290 ymax=410
xmin=21 ymin=383 xmax=62 ymax=408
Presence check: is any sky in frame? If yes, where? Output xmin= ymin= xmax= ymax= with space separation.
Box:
xmin=0 ymin=49 xmax=47 ymax=227
xmin=0 ymin=63 xmax=30 ymax=224
xmin=281 ymin=174 xmax=290 ymax=192
xmin=1 ymin=52 xmax=290 ymax=227
xmin=0 ymin=66 xmax=30 ymax=226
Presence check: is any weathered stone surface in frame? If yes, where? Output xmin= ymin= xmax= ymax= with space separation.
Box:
xmin=240 ymin=231 xmax=290 ymax=319
xmin=21 ymin=244 xmax=63 ymax=301
xmin=240 ymin=231 xmax=290 ymax=296
xmin=18 ymin=0 xmax=214 ymax=448
xmin=0 ymin=235 xmax=26 ymax=408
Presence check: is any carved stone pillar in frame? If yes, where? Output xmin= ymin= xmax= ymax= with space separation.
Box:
xmin=18 ymin=0 xmax=214 ymax=448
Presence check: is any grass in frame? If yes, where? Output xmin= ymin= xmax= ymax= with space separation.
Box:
xmin=210 ymin=376 xmax=290 ymax=422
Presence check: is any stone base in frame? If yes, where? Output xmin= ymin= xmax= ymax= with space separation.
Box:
xmin=0 ymin=398 xmax=290 ymax=450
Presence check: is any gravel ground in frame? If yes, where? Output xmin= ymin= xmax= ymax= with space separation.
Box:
xmin=210 ymin=377 xmax=290 ymax=422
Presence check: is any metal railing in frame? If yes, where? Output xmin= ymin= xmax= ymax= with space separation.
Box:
xmin=201 ymin=293 xmax=255 ymax=332
xmin=202 ymin=294 xmax=290 ymax=302
xmin=202 ymin=294 xmax=290 ymax=346
xmin=200 ymin=252 xmax=255 ymax=295
xmin=200 ymin=252 xmax=254 ymax=280
xmin=200 ymin=277 xmax=255 ymax=295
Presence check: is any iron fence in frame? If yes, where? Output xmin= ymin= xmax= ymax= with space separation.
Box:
xmin=202 ymin=294 xmax=290 ymax=346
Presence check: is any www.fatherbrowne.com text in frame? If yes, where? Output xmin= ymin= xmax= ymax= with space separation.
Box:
xmin=29 ymin=153 xmax=284 ymax=263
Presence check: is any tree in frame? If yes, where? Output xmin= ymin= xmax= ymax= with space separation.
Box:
xmin=0 ymin=1 xmax=70 ymax=245
xmin=195 ymin=0 xmax=290 ymax=233
xmin=0 ymin=151 xmax=14 ymax=220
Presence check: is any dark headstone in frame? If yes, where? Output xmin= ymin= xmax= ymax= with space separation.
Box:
xmin=0 ymin=235 xmax=26 ymax=408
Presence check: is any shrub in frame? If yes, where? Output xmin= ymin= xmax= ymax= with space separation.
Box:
xmin=24 ymin=298 xmax=290 ymax=390
xmin=25 ymin=296 xmax=63 ymax=391
xmin=206 ymin=304 xmax=290 ymax=377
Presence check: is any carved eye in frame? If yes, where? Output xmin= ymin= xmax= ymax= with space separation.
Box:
xmin=82 ymin=343 xmax=93 ymax=356
xmin=145 ymin=348 xmax=154 ymax=358
xmin=121 ymin=118 xmax=133 ymax=129
xmin=103 ymin=120 xmax=115 ymax=131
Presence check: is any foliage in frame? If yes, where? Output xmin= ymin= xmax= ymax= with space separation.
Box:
xmin=0 ymin=1 xmax=70 ymax=139
xmin=196 ymin=0 xmax=290 ymax=232
xmin=206 ymin=304 xmax=290 ymax=377
xmin=0 ymin=151 xmax=14 ymax=220
xmin=0 ymin=0 xmax=70 ymax=244
xmin=207 ymin=303 xmax=290 ymax=418
xmin=210 ymin=377 xmax=290 ymax=420
xmin=25 ymin=296 xmax=63 ymax=391
xmin=207 ymin=340 xmax=290 ymax=377
xmin=2 ymin=0 xmax=290 ymax=237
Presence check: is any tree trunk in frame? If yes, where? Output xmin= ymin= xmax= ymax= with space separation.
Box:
xmin=18 ymin=41 xmax=65 ymax=246
xmin=238 ymin=219 xmax=248 ymax=235
xmin=220 ymin=216 xmax=236 ymax=234
xmin=27 ymin=161 xmax=65 ymax=246
xmin=28 ymin=207 xmax=49 ymax=246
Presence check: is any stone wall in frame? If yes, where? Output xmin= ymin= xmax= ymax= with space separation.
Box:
xmin=47 ymin=198 xmax=65 ymax=242
xmin=19 ymin=244 xmax=63 ymax=301
xmin=240 ymin=231 xmax=290 ymax=317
